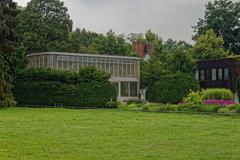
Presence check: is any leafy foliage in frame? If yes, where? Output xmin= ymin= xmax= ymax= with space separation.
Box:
xmin=183 ymin=90 xmax=203 ymax=106
xmin=13 ymin=68 xmax=117 ymax=107
xmin=193 ymin=0 xmax=240 ymax=54
xmin=146 ymin=73 xmax=199 ymax=104
xmin=0 ymin=0 xmax=18 ymax=107
xmin=190 ymin=29 xmax=229 ymax=60
xmin=17 ymin=0 xmax=73 ymax=53
xmin=202 ymin=88 xmax=234 ymax=100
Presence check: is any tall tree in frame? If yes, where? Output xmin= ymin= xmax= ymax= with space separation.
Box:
xmin=0 ymin=0 xmax=18 ymax=107
xmin=193 ymin=0 xmax=240 ymax=54
xmin=92 ymin=30 xmax=134 ymax=56
xmin=17 ymin=0 xmax=73 ymax=53
xmin=190 ymin=29 xmax=229 ymax=60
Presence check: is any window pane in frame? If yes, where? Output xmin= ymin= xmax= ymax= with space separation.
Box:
xmin=218 ymin=68 xmax=223 ymax=80
xmin=130 ymin=82 xmax=138 ymax=97
xmin=206 ymin=69 xmax=211 ymax=80
xmin=212 ymin=69 xmax=217 ymax=80
xmin=195 ymin=70 xmax=199 ymax=81
xmin=121 ymin=82 xmax=129 ymax=97
xmin=224 ymin=68 xmax=229 ymax=80
xmin=200 ymin=70 xmax=205 ymax=81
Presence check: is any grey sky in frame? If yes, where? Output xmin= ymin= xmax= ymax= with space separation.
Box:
xmin=15 ymin=0 xmax=225 ymax=43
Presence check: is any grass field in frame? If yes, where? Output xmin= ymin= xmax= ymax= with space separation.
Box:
xmin=0 ymin=108 xmax=240 ymax=160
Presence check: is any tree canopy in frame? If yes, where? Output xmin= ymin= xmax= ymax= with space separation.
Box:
xmin=190 ymin=29 xmax=230 ymax=60
xmin=17 ymin=0 xmax=73 ymax=53
xmin=0 ymin=0 xmax=18 ymax=107
xmin=193 ymin=0 xmax=240 ymax=54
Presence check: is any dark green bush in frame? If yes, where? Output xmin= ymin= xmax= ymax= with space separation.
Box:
xmin=202 ymin=88 xmax=233 ymax=100
xmin=146 ymin=73 xmax=199 ymax=104
xmin=13 ymin=68 xmax=117 ymax=107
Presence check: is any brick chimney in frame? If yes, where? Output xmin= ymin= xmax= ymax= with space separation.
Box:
xmin=134 ymin=42 xmax=154 ymax=59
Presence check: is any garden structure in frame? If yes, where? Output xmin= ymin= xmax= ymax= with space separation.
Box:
xmin=27 ymin=52 xmax=141 ymax=101
xmin=196 ymin=57 xmax=240 ymax=102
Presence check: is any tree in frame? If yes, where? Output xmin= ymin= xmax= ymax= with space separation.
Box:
xmin=190 ymin=29 xmax=229 ymax=60
xmin=17 ymin=0 xmax=73 ymax=53
xmin=193 ymin=0 xmax=240 ymax=54
xmin=145 ymin=29 xmax=159 ymax=44
xmin=0 ymin=0 xmax=18 ymax=107
xmin=91 ymin=30 xmax=134 ymax=56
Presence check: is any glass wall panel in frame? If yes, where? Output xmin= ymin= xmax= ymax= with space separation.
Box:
xmin=212 ymin=69 xmax=217 ymax=80
xmin=218 ymin=68 xmax=223 ymax=80
xmin=224 ymin=68 xmax=229 ymax=80
xmin=195 ymin=70 xmax=199 ymax=81
xmin=127 ymin=64 xmax=131 ymax=77
xmin=200 ymin=70 xmax=205 ymax=81
xmin=130 ymin=82 xmax=138 ymax=97
xmin=121 ymin=82 xmax=129 ymax=97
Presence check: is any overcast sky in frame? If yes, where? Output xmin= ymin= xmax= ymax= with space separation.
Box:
xmin=15 ymin=0 xmax=228 ymax=43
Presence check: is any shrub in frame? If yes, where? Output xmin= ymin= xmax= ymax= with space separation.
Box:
xmin=142 ymin=103 xmax=158 ymax=111
xmin=199 ymin=104 xmax=221 ymax=113
xmin=117 ymin=101 xmax=128 ymax=109
xmin=218 ymin=108 xmax=231 ymax=114
xmin=13 ymin=68 xmax=117 ymax=107
xmin=127 ymin=99 xmax=143 ymax=105
xmin=202 ymin=88 xmax=233 ymax=101
xmin=105 ymin=101 xmax=119 ymax=108
xmin=158 ymin=104 xmax=178 ymax=112
xmin=146 ymin=73 xmax=199 ymax=104
xmin=128 ymin=103 xmax=142 ymax=110
xmin=177 ymin=103 xmax=200 ymax=112
xmin=183 ymin=90 xmax=203 ymax=106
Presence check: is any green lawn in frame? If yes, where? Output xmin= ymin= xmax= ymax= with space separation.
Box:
xmin=0 ymin=108 xmax=240 ymax=160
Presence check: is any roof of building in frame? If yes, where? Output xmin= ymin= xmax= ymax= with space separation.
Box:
xmin=198 ymin=56 xmax=240 ymax=62
xmin=27 ymin=52 xmax=141 ymax=60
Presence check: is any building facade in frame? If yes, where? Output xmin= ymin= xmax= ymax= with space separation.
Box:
xmin=196 ymin=57 xmax=240 ymax=102
xmin=27 ymin=52 xmax=141 ymax=101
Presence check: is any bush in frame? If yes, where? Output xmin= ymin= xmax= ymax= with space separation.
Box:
xmin=146 ymin=73 xmax=199 ymax=104
xmin=105 ymin=101 xmax=119 ymax=108
xmin=218 ymin=108 xmax=231 ymax=114
xmin=13 ymin=68 xmax=117 ymax=107
xmin=158 ymin=104 xmax=178 ymax=112
xmin=202 ymin=88 xmax=233 ymax=101
xmin=199 ymin=104 xmax=221 ymax=113
xmin=227 ymin=104 xmax=240 ymax=113
xmin=183 ymin=90 xmax=203 ymax=105
xmin=177 ymin=103 xmax=200 ymax=112
xmin=142 ymin=103 xmax=158 ymax=111
xmin=127 ymin=99 xmax=143 ymax=105
xmin=117 ymin=101 xmax=128 ymax=109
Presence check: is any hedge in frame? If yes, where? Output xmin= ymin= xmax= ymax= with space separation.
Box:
xmin=202 ymin=88 xmax=233 ymax=101
xmin=13 ymin=68 xmax=117 ymax=107
xmin=146 ymin=73 xmax=199 ymax=104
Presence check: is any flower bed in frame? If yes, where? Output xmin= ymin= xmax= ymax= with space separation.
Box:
xmin=204 ymin=99 xmax=235 ymax=106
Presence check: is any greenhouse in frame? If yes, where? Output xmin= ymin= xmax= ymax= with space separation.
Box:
xmin=27 ymin=52 xmax=141 ymax=101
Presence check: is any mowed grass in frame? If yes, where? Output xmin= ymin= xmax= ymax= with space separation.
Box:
xmin=0 ymin=108 xmax=240 ymax=160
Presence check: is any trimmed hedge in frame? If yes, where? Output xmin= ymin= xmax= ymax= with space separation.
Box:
xmin=202 ymin=88 xmax=233 ymax=100
xmin=146 ymin=73 xmax=199 ymax=104
xmin=13 ymin=68 xmax=117 ymax=107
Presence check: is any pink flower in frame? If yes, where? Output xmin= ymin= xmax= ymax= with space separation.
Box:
xmin=204 ymin=99 xmax=235 ymax=106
